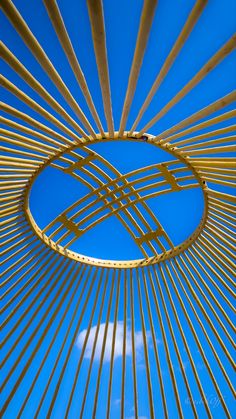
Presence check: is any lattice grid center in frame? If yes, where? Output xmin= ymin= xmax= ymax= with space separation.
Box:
xmin=1 ymin=0 xmax=235 ymax=417
xmin=26 ymin=133 xmax=205 ymax=267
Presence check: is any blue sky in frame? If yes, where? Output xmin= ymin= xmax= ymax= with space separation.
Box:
xmin=1 ymin=0 xmax=235 ymax=418
xmin=1 ymin=0 xmax=235 ymax=261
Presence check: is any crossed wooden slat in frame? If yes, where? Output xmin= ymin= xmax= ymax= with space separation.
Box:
xmin=43 ymin=146 xmax=199 ymax=257
xmin=1 ymin=0 xmax=235 ymax=417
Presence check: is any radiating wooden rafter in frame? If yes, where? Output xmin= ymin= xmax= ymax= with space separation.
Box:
xmin=1 ymin=0 xmax=235 ymax=418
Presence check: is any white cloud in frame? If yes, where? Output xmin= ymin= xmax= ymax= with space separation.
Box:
xmin=126 ymin=416 xmax=148 ymax=419
xmin=76 ymin=321 xmax=153 ymax=362
xmin=177 ymin=360 xmax=189 ymax=373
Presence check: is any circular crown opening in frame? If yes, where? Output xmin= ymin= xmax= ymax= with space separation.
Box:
xmin=27 ymin=135 xmax=205 ymax=268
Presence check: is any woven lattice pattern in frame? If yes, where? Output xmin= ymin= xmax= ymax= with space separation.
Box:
xmin=1 ymin=0 xmax=235 ymax=418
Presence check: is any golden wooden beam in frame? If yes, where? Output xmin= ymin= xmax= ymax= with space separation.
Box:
xmin=1 ymin=1 xmax=235 ymax=417
xmin=43 ymin=0 xmax=105 ymax=136
xmin=139 ymin=36 xmax=236 ymax=135
xmin=87 ymin=0 xmax=114 ymax=137
xmin=118 ymin=0 xmax=158 ymax=136
xmin=130 ymin=0 xmax=208 ymax=134
xmin=1 ymin=0 xmax=96 ymax=138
